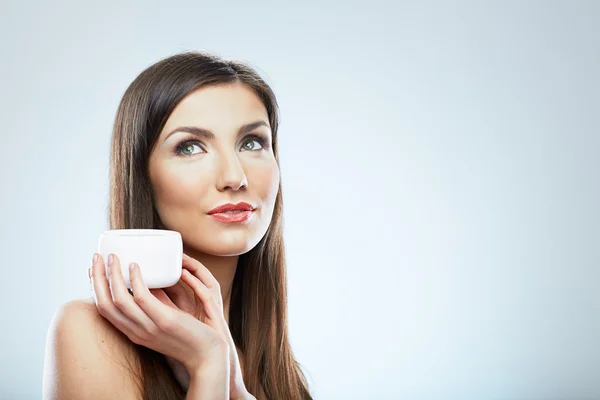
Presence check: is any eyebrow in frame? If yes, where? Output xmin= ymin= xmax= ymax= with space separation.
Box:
xmin=164 ymin=120 xmax=270 ymax=142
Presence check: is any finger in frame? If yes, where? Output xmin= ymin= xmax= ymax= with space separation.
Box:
xmin=107 ymin=254 xmax=156 ymax=332
xmin=91 ymin=253 xmax=137 ymax=335
xmin=163 ymin=281 xmax=193 ymax=310
xmin=88 ymin=267 xmax=96 ymax=299
xmin=150 ymin=288 xmax=179 ymax=310
xmin=182 ymin=253 xmax=220 ymax=290
xmin=129 ymin=262 xmax=178 ymax=332
xmin=180 ymin=269 xmax=222 ymax=321
xmin=164 ymin=280 xmax=207 ymax=321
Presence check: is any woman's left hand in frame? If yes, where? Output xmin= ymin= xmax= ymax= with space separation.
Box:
xmin=162 ymin=253 xmax=254 ymax=400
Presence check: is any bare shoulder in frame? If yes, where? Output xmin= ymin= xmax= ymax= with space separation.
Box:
xmin=42 ymin=297 xmax=142 ymax=400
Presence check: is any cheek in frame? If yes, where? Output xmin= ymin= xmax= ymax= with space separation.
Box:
xmin=249 ymin=161 xmax=280 ymax=203
xmin=151 ymin=163 xmax=210 ymax=210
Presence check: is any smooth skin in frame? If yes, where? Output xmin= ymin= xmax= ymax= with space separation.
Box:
xmin=43 ymin=82 xmax=277 ymax=399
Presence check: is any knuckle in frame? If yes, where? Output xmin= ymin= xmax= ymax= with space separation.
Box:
xmin=128 ymin=334 xmax=143 ymax=345
xmin=135 ymin=330 xmax=151 ymax=344
xmin=96 ymin=301 xmax=111 ymax=315
xmin=113 ymin=296 xmax=128 ymax=309
xmin=145 ymin=324 xmax=159 ymax=337
xmin=157 ymin=314 xmax=177 ymax=332
xmin=134 ymin=294 xmax=147 ymax=307
xmin=205 ymin=297 xmax=218 ymax=312
xmin=212 ymin=335 xmax=228 ymax=349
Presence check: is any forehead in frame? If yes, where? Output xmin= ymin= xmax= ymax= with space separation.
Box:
xmin=160 ymin=83 xmax=269 ymax=135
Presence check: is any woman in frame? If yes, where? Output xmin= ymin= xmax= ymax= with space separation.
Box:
xmin=43 ymin=51 xmax=312 ymax=399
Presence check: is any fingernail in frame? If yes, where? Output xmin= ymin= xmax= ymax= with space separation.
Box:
xmin=129 ymin=262 xmax=135 ymax=271
xmin=92 ymin=253 xmax=98 ymax=266
xmin=108 ymin=254 xmax=113 ymax=266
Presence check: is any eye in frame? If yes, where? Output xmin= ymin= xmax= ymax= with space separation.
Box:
xmin=174 ymin=140 xmax=204 ymax=156
xmin=174 ymin=135 xmax=269 ymax=156
xmin=240 ymin=135 xmax=266 ymax=152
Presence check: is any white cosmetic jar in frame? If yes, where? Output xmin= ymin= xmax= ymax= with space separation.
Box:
xmin=97 ymin=229 xmax=183 ymax=289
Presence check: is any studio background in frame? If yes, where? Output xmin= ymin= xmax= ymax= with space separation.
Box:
xmin=1 ymin=1 xmax=599 ymax=399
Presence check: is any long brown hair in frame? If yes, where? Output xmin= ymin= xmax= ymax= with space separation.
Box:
xmin=108 ymin=50 xmax=312 ymax=400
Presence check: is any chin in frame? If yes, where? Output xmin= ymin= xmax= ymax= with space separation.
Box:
xmin=196 ymin=233 xmax=262 ymax=257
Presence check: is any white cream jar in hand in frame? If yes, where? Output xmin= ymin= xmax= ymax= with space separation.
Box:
xmin=97 ymin=229 xmax=183 ymax=289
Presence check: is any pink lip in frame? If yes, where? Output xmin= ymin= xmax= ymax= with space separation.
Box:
xmin=208 ymin=201 xmax=255 ymax=214
xmin=209 ymin=210 xmax=254 ymax=223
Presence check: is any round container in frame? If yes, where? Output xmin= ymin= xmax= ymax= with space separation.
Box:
xmin=97 ymin=229 xmax=182 ymax=289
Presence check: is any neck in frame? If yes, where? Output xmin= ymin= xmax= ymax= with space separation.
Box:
xmin=182 ymin=245 xmax=238 ymax=324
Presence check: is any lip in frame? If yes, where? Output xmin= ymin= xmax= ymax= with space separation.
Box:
xmin=209 ymin=210 xmax=254 ymax=223
xmin=208 ymin=202 xmax=256 ymax=214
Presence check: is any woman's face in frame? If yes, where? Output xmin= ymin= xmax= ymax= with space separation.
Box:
xmin=148 ymin=82 xmax=280 ymax=256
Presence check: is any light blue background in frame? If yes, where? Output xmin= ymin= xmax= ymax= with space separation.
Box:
xmin=1 ymin=1 xmax=598 ymax=399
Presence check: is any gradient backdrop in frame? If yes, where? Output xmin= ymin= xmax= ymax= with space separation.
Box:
xmin=1 ymin=1 xmax=599 ymax=399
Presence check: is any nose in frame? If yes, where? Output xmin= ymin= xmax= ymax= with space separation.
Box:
xmin=216 ymin=152 xmax=248 ymax=192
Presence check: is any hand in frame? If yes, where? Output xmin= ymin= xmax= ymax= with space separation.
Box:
xmin=161 ymin=253 xmax=253 ymax=399
xmin=88 ymin=253 xmax=230 ymax=380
